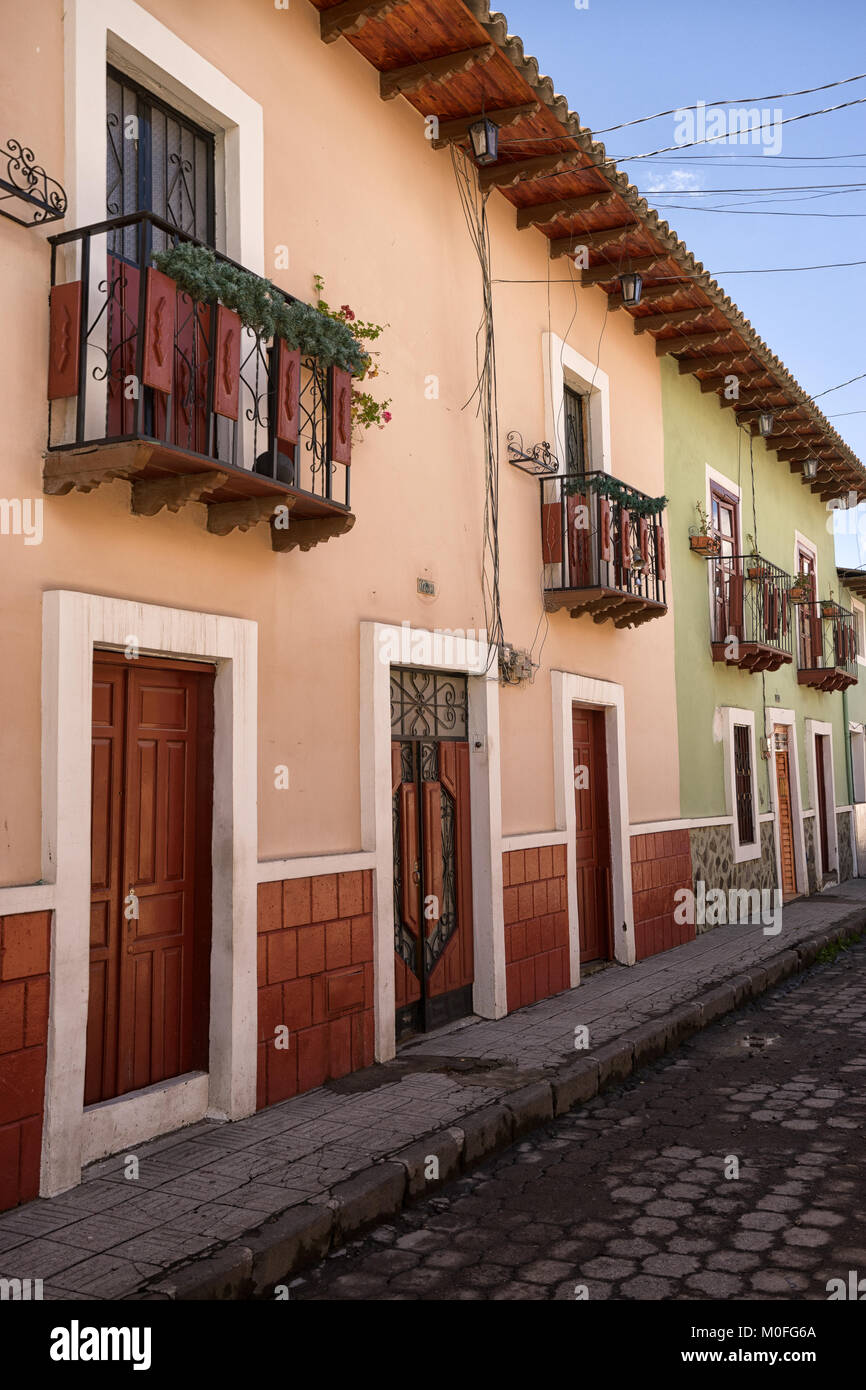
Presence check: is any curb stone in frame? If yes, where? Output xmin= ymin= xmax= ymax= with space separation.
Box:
xmin=138 ymin=906 xmax=866 ymax=1299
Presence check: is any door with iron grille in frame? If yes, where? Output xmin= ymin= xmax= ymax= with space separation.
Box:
xmin=391 ymin=669 xmax=474 ymax=1040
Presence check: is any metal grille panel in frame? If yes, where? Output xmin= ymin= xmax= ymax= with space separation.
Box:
xmin=390 ymin=668 xmax=468 ymax=741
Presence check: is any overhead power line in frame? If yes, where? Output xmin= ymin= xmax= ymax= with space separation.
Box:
xmin=591 ymin=71 xmax=866 ymax=134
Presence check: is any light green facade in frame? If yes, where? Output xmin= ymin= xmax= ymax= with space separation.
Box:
xmin=661 ymin=355 xmax=852 ymax=827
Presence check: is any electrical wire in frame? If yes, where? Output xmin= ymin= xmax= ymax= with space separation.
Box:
xmin=813 ymin=371 xmax=866 ymax=400
xmin=591 ymin=72 xmax=866 ymax=134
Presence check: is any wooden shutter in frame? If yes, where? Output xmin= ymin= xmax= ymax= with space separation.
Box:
xmin=599 ymin=498 xmax=612 ymax=563
xmin=728 ymin=571 xmax=745 ymax=638
xmin=541 ymin=501 xmax=562 ymax=563
xmin=655 ymin=522 xmax=667 ymax=581
xmin=213 ymin=305 xmax=241 ymax=420
xmin=620 ymin=508 xmax=632 ymax=567
xmin=47 ymin=280 xmax=82 ymax=399
xmin=330 ymin=366 xmax=353 ymax=466
xmin=275 ymin=343 xmax=301 ymax=448
xmin=142 ymin=269 xmax=176 ymax=394
xmin=639 ymin=517 xmax=650 ymax=569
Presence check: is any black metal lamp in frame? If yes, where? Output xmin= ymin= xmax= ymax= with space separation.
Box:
xmin=758 ymin=411 xmax=775 ymax=438
xmin=468 ymin=117 xmax=499 ymax=166
xmin=619 ymin=271 xmax=643 ymax=307
xmin=803 ymin=457 xmax=818 ymax=480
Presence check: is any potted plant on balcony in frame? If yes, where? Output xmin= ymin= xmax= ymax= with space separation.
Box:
xmin=689 ymin=502 xmax=720 ymax=556
xmin=789 ymin=571 xmax=811 ymax=603
xmin=821 ymin=590 xmax=837 ymax=619
xmin=745 ymin=536 xmax=771 ymax=579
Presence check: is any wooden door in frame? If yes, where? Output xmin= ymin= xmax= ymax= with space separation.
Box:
xmin=87 ymin=654 xmax=214 ymax=1104
xmin=710 ymin=480 xmax=741 ymax=642
xmin=393 ymin=738 xmax=474 ymax=1039
xmin=815 ymin=733 xmax=830 ymax=877
xmin=797 ymin=546 xmax=820 ymax=669
xmin=774 ymin=725 xmax=797 ymax=899
xmin=573 ymin=707 xmax=613 ymax=963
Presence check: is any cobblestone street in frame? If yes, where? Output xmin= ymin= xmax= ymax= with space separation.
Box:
xmin=296 ymin=940 xmax=866 ymax=1301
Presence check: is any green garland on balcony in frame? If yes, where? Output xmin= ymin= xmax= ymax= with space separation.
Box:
xmin=151 ymin=242 xmax=368 ymax=377
xmin=564 ymin=470 xmax=667 ymax=517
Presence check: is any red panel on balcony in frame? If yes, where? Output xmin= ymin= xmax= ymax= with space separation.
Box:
xmin=599 ymin=498 xmax=612 ymax=562
xmin=142 ymin=269 xmax=176 ymax=394
xmin=275 ymin=345 xmax=301 ymax=449
xmin=214 ymin=305 xmax=241 ymax=420
xmin=655 ymin=522 xmax=667 ymax=581
xmin=47 ymin=281 xmax=82 ymax=400
xmin=330 ymin=367 xmax=353 ymax=466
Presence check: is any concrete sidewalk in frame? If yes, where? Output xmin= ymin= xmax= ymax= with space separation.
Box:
xmin=1 ymin=883 xmax=864 ymax=1300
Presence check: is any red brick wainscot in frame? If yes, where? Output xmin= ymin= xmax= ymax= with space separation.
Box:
xmin=503 ymin=845 xmax=569 ymax=1011
xmin=631 ymin=830 xmax=695 ymax=960
xmin=257 ymin=871 xmax=375 ymax=1108
xmin=0 ymin=910 xmax=51 ymax=1212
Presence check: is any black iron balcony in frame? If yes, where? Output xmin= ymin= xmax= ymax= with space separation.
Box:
xmin=541 ymin=471 xmax=667 ymax=628
xmin=44 ymin=211 xmax=354 ymax=553
xmin=796 ymin=597 xmax=858 ymax=691
xmin=709 ymin=554 xmax=794 ymax=673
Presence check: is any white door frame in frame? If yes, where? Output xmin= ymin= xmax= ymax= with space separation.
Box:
xmin=805 ymin=718 xmax=838 ymax=881
xmin=764 ymin=707 xmax=808 ymax=896
xmin=552 ymin=671 xmax=634 ymax=984
xmin=41 ymin=591 xmax=258 ymax=1195
xmin=360 ymin=623 xmax=505 ymax=1063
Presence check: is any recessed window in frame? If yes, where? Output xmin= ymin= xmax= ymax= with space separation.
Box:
xmin=854 ymin=604 xmax=865 ymax=658
xmin=733 ymin=723 xmax=756 ymax=845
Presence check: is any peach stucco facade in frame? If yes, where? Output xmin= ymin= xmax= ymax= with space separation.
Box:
xmin=0 ymin=0 xmax=681 ymax=1201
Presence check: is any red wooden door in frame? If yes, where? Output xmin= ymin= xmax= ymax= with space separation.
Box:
xmin=86 ymin=654 xmax=214 ymax=1104
xmin=774 ymin=726 xmax=797 ymax=899
xmin=573 ymin=707 xmax=613 ymax=963
xmin=814 ymin=734 xmax=830 ymax=877
xmin=393 ymin=739 xmax=474 ymax=1039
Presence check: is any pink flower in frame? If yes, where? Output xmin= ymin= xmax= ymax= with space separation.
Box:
xmin=382 ymin=411 xmax=392 ymax=423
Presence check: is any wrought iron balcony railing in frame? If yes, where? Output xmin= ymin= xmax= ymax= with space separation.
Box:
xmin=708 ymin=553 xmax=794 ymax=672
xmin=541 ymin=471 xmax=667 ymax=628
xmin=44 ymin=211 xmax=354 ymax=552
xmin=797 ymin=597 xmax=858 ymax=691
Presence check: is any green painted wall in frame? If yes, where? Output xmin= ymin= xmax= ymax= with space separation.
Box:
xmin=661 ymin=356 xmax=851 ymax=821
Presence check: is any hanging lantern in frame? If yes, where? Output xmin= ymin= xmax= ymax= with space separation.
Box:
xmin=758 ymin=411 xmax=775 ymax=438
xmin=802 ymin=457 xmax=818 ymax=480
xmin=468 ymin=118 xmax=499 ymax=166
xmin=619 ymin=271 xmax=643 ymax=307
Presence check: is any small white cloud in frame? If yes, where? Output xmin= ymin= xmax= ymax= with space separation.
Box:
xmin=644 ymin=168 xmax=704 ymax=194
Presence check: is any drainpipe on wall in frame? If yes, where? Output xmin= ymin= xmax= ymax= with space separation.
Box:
xmin=843 ymin=687 xmax=855 ymax=806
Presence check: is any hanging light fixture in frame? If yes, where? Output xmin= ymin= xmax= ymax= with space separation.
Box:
xmin=619 ymin=271 xmax=643 ymax=307
xmin=468 ymin=117 xmax=499 ymax=166
xmin=758 ymin=411 xmax=775 ymax=438
xmin=802 ymin=457 xmax=818 ymax=480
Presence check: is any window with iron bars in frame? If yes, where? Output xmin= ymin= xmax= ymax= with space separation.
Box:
xmin=733 ymin=724 xmax=756 ymax=846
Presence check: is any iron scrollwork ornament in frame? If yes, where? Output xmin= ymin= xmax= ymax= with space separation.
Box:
xmin=506 ymin=430 xmax=560 ymax=476
xmin=0 ymin=138 xmax=67 ymax=227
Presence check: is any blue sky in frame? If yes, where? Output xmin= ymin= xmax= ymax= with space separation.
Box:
xmin=502 ymin=0 xmax=866 ymax=566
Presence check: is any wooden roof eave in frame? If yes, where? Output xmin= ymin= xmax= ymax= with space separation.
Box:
xmin=310 ymin=0 xmax=865 ymax=494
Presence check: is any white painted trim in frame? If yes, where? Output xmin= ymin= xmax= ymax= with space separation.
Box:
xmin=257 ymin=852 xmax=377 ymax=882
xmin=850 ymin=598 xmax=865 ymax=665
xmin=802 ymin=809 xmax=816 ymax=818
xmin=81 ymin=1072 xmax=208 ymax=1165
xmin=41 ymin=591 xmax=258 ymax=1197
xmin=764 ymin=707 xmax=808 ymax=897
xmin=552 ymin=671 xmax=634 ymax=984
xmin=65 ymin=0 xmax=264 ymax=271
xmin=502 ymin=831 xmax=568 ymax=852
xmin=718 ymin=707 xmax=761 ymax=863
xmin=543 ymin=332 xmax=611 ymax=475
xmin=630 ymin=816 xmax=733 ymax=833
xmin=705 ymin=464 xmax=742 ymax=504
xmin=360 ymin=623 xmax=504 ymax=1063
xmin=0 ymin=884 xmax=55 ymax=914
xmin=805 ymin=718 xmax=839 ymax=881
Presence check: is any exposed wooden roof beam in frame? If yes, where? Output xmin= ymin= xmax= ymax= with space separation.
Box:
xmin=480 ymin=149 xmax=585 ymax=191
xmin=678 ymin=351 xmax=753 ymax=375
xmin=581 ymin=253 xmax=660 ymax=287
xmin=549 ymin=223 xmax=636 ymax=259
xmin=430 ymin=102 xmax=539 ymax=149
xmin=380 ymin=45 xmax=495 ymax=100
xmin=609 ymin=283 xmax=689 ymax=310
xmin=656 ymin=330 xmax=728 ymax=358
xmin=716 ymin=387 xmax=785 ymax=407
xmin=516 ymin=191 xmax=615 ymax=230
xmin=699 ymin=374 xmax=773 ymax=394
xmin=320 ymin=0 xmax=404 ymax=44
xmin=633 ymin=307 xmax=708 ymax=334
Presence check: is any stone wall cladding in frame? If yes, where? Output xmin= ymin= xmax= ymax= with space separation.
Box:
xmin=804 ymin=816 xmax=819 ymax=895
xmin=257 ymin=872 xmax=375 ymax=1109
xmin=503 ymin=846 xmax=569 ymax=1011
xmin=0 ymin=911 xmax=51 ymax=1213
xmin=688 ymin=821 xmax=777 ymax=934
xmin=630 ymin=830 xmax=695 ymax=959
xmin=837 ymin=811 xmax=853 ymax=882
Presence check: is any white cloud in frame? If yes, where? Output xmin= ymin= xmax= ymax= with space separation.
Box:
xmin=643 ymin=168 xmax=704 ymax=194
